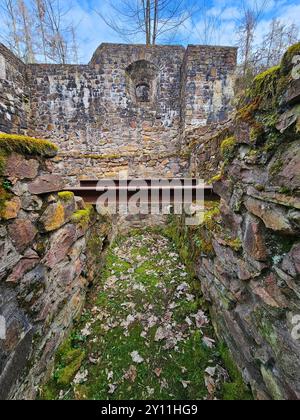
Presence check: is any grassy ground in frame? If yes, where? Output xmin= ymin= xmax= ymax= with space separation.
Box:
xmin=41 ymin=229 xmax=252 ymax=400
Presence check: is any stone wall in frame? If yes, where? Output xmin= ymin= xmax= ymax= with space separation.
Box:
xmin=173 ymin=45 xmax=300 ymax=399
xmin=187 ymin=119 xmax=233 ymax=182
xmin=0 ymin=42 xmax=237 ymax=184
xmin=27 ymin=44 xmax=189 ymax=182
xmin=0 ymin=44 xmax=30 ymax=134
xmin=181 ymin=45 xmax=237 ymax=139
xmin=0 ymin=140 xmax=111 ymax=399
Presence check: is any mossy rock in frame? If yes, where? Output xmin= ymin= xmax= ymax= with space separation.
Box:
xmin=0 ymin=133 xmax=58 ymax=158
xmin=252 ymin=66 xmax=280 ymax=95
xmin=281 ymin=42 xmax=300 ymax=76
xmin=221 ymin=136 xmax=237 ymax=162
xmin=56 ymin=351 xmax=85 ymax=387
xmin=54 ymin=338 xmax=86 ymax=388
xmin=219 ymin=343 xmax=253 ymax=400
xmin=58 ymin=191 xmax=75 ymax=202
xmin=71 ymin=205 xmax=94 ymax=228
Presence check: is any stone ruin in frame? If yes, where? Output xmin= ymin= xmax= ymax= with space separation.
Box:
xmin=0 ymin=42 xmax=237 ymax=184
xmin=0 ymin=40 xmax=300 ymax=400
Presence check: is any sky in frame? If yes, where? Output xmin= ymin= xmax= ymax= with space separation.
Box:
xmin=68 ymin=0 xmax=300 ymax=62
xmin=1 ymin=0 xmax=300 ymax=63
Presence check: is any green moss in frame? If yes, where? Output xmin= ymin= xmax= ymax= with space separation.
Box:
xmin=0 ymin=150 xmax=7 ymax=176
xmin=251 ymin=66 xmax=281 ymax=102
xmin=250 ymin=124 xmax=265 ymax=143
xmin=219 ymin=343 xmax=253 ymax=400
xmin=281 ymin=42 xmax=300 ymax=76
xmin=261 ymin=366 xmax=284 ymax=400
xmin=71 ymin=205 xmax=94 ymax=228
xmin=58 ymin=191 xmax=75 ymax=202
xmin=81 ymin=154 xmax=122 ymax=160
xmin=221 ymin=136 xmax=237 ymax=162
xmin=226 ymin=238 xmax=243 ymax=252
xmin=236 ymin=98 xmax=261 ymax=124
xmin=270 ymin=159 xmax=284 ymax=176
xmin=202 ymin=201 xmax=221 ymax=233
xmin=54 ymin=338 xmax=85 ymax=388
xmin=0 ymin=133 xmax=58 ymax=157
xmin=208 ymin=173 xmax=222 ymax=184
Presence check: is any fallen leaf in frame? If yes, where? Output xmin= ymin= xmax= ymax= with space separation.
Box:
xmin=124 ymin=365 xmax=137 ymax=383
xmin=154 ymin=368 xmax=162 ymax=378
xmin=192 ymin=310 xmax=209 ymax=329
xmin=107 ymin=371 xmax=114 ymax=381
xmin=203 ymin=336 xmax=216 ymax=349
xmin=205 ymin=367 xmax=216 ymax=377
xmin=146 ymin=386 xmax=155 ymax=396
xmin=155 ymin=326 xmax=167 ymax=342
xmin=181 ymin=380 xmax=191 ymax=389
xmin=130 ymin=351 xmax=144 ymax=364
xmin=205 ymin=375 xmax=216 ymax=395
xmin=108 ymin=384 xmax=117 ymax=394
xmin=81 ymin=323 xmax=92 ymax=337
xmin=73 ymin=369 xmax=88 ymax=385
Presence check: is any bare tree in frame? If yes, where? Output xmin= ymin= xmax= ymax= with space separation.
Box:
xmin=0 ymin=0 xmax=80 ymax=64
xmin=70 ymin=22 xmax=79 ymax=64
xmin=34 ymin=0 xmax=48 ymax=62
xmin=256 ymin=19 xmax=299 ymax=69
xmin=96 ymin=0 xmax=196 ymax=45
xmin=0 ymin=0 xmax=21 ymax=56
xmin=237 ymin=0 xmax=269 ymax=76
xmin=18 ymin=0 xmax=35 ymax=62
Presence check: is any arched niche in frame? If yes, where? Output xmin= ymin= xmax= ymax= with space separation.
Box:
xmin=125 ymin=60 xmax=159 ymax=104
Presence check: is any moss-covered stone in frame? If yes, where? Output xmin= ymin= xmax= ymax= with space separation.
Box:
xmin=71 ymin=205 xmax=94 ymax=229
xmin=58 ymin=191 xmax=75 ymax=202
xmin=221 ymin=136 xmax=237 ymax=162
xmin=261 ymin=366 xmax=284 ymax=400
xmin=54 ymin=339 xmax=85 ymax=388
xmin=281 ymin=42 xmax=300 ymax=76
xmin=41 ymin=202 xmax=65 ymax=232
xmin=0 ymin=133 xmax=58 ymax=157
xmin=250 ymin=66 xmax=281 ymax=105
xmin=219 ymin=344 xmax=253 ymax=400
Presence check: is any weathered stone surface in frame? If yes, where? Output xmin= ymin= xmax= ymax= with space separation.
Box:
xmin=6 ymin=249 xmax=40 ymax=284
xmin=243 ymin=214 xmax=268 ymax=261
xmin=8 ymin=219 xmax=37 ymax=252
xmin=21 ymin=194 xmax=43 ymax=211
xmin=250 ymin=273 xmax=289 ymax=308
xmin=276 ymin=105 xmax=300 ymax=133
xmin=282 ymin=78 xmax=300 ymax=105
xmin=28 ymin=175 xmax=64 ymax=195
xmin=4 ymin=153 xmax=39 ymax=180
xmin=212 ymin=240 xmax=262 ymax=281
xmin=75 ymin=196 xmax=86 ymax=210
xmin=0 ymin=323 xmax=34 ymax=400
xmin=39 ymin=196 xmax=76 ymax=232
xmin=220 ymin=199 xmax=242 ymax=236
xmin=244 ymin=197 xmax=295 ymax=235
xmin=18 ymin=265 xmax=47 ymax=303
xmin=0 ymin=238 xmax=21 ymax=280
xmin=1 ymin=196 xmax=21 ymax=220
xmin=43 ymin=224 xmax=77 ymax=268
xmin=281 ymin=243 xmax=300 ymax=278
xmin=268 ymin=141 xmax=300 ymax=190
xmin=247 ymin=186 xmax=300 ymax=210
xmin=213 ymin=179 xmax=232 ymax=202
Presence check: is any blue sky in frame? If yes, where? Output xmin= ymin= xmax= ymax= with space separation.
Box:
xmin=1 ymin=0 xmax=300 ymax=62
xmin=67 ymin=0 xmax=300 ymax=62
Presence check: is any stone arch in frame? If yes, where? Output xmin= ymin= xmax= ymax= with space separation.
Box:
xmin=125 ymin=60 xmax=159 ymax=104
